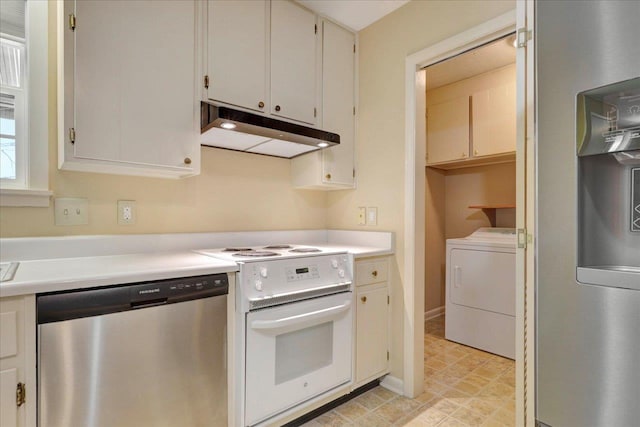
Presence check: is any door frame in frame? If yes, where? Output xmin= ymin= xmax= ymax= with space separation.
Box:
xmin=403 ymin=8 xmax=531 ymax=416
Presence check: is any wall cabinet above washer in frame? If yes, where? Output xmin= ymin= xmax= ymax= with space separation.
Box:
xmin=59 ymin=0 xmax=200 ymax=179
xmin=426 ymin=64 xmax=516 ymax=170
xmin=205 ymin=0 xmax=318 ymax=126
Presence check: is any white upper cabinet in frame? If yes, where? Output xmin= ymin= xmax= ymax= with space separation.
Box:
xmin=207 ymin=0 xmax=267 ymax=112
xmin=426 ymin=95 xmax=470 ymax=164
xmin=472 ymin=82 xmax=516 ymax=158
xmin=60 ymin=0 xmax=199 ymax=178
xmin=291 ymin=19 xmax=356 ymax=190
xmin=270 ymin=0 xmax=317 ymax=125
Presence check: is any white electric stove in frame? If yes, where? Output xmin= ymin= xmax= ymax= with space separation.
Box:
xmin=197 ymin=244 xmax=354 ymax=426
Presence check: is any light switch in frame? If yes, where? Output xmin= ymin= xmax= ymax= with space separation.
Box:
xmin=54 ymin=198 xmax=89 ymax=226
xmin=366 ymin=207 xmax=378 ymax=226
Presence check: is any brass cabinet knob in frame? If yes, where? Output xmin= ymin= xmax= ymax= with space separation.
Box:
xmin=372 ymin=270 xmax=378 ymax=277
xmin=474 ymin=149 xmax=478 ymax=156
xmin=361 ymin=296 xmax=367 ymax=303
xmin=258 ymin=101 xmax=265 ymax=108
xmin=275 ymin=105 xmax=281 ymax=112
xmin=325 ymin=173 xmax=331 ymax=180
xmin=461 ymin=152 xmax=466 ymax=158
xmin=184 ymin=157 xmax=192 ymax=165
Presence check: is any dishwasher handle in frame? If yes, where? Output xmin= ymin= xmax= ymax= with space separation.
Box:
xmin=38 ymin=273 xmax=229 ymax=324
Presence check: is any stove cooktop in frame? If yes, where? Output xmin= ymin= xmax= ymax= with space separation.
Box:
xmin=196 ymin=244 xmax=342 ymax=262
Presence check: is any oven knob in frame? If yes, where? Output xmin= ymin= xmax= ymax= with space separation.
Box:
xmin=338 ymin=269 xmax=345 ymax=278
xmin=260 ymin=267 xmax=268 ymax=278
xmin=331 ymin=259 xmax=338 ymax=269
xmin=255 ymin=280 xmax=263 ymax=291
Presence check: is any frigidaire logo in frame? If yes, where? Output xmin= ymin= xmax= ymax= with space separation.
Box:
xmin=139 ymin=288 xmax=160 ymax=295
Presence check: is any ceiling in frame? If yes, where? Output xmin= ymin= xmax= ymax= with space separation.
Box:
xmin=425 ymin=34 xmax=516 ymax=91
xmin=296 ymin=0 xmax=410 ymax=32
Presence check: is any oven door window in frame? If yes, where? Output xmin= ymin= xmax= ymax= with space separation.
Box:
xmin=276 ymin=322 xmax=333 ymax=384
xmin=245 ymin=292 xmax=352 ymax=426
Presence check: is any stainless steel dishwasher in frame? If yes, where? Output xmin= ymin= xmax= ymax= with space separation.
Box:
xmin=37 ymin=273 xmax=229 ymax=427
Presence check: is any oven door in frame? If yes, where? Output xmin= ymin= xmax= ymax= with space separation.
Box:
xmin=244 ymin=292 xmax=353 ymax=426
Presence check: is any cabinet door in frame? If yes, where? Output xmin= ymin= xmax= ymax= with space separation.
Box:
xmin=356 ymin=284 xmax=389 ymax=384
xmin=208 ymin=0 xmax=267 ymax=112
xmin=471 ymin=82 xmax=516 ymax=157
xmin=270 ymin=0 xmax=317 ymax=124
xmin=0 ymin=368 xmax=17 ymax=427
xmin=426 ymin=96 xmax=470 ymax=164
xmin=321 ymin=20 xmax=355 ymax=186
xmin=73 ymin=0 xmax=197 ymax=172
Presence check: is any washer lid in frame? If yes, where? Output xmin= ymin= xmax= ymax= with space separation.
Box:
xmin=447 ymin=227 xmax=517 ymax=247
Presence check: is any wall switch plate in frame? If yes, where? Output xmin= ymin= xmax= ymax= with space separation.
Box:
xmin=54 ymin=198 xmax=89 ymax=226
xmin=366 ymin=207 xmax=378 ymax=226
xmin=118 ymin=200 xmax=136 ymax=225
xmin=357 ymin=207 xmax=366 ymax=225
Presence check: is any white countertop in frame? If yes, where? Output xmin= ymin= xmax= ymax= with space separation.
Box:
xmin=0 ymin=252 xmax=238 ymax=298
xmin=0 ymin=229 xmax=394 ymax=297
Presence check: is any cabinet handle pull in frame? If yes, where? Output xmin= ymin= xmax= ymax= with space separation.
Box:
xmin=361 ymin=296 xmax=367 ymax=303
xmin=258 ymin=101 xmax=264 ymax=108
xmin=474 ymin=149 xmax=478 ymax=156
xmin=325 ymin=173 xmax=332 ymax=180
xmin=372 ymin=270 xmax=378 ymax=277
xmin=184 ymin=157 xmax=192 ymax=165
xmin=275 ymin=105 xmax=281 ymax=112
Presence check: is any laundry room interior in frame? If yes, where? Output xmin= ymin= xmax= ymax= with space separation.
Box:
xmin=422 ymin=33 xmax=518 ymax=395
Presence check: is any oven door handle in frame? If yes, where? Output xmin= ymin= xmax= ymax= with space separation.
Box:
xmin=250 ymin=300 xmax=351 ymax=332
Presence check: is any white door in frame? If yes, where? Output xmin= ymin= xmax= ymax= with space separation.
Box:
xmin=207 ymin=0 xmax=267 ymax=112
xmin=0 ymin=369 xmax=17 ymax=427
xmin=270 ymin=0 xmax=317 ymax=125
xmin=244 ymin=293 xmax=352 ymax=425
xmin=73 ymin=0 xmax=197 ymax=169
xmin=322 ymin=20 xmax=355 ymax=186
xmin=355 ymin=284 xmax=388 ymax=384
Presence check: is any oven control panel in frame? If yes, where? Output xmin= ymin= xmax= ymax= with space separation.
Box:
xmin=240 ymin=254 xmax=351 ymax=308
xmin=285 ymin=266 xmax=320 ymax=282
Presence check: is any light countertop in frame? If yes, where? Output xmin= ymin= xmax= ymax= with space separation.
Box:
xmin=0 ymin=252 xmax=239 ymax=298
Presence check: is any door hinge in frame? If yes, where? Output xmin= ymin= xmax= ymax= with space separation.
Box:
xmin=353 ymin=106 xmax=356 ymax=116
xmin=353 ymin=44 xmax=356 ymax=54
xmin=353 ymin=168 xmax=355 ymax=178
xmin=387 ymin=295 xmax=390 ymax=304
xmin=517 ymin=27 xmax=532 ymax=48
xmin=314 ymin=24 xmax=317 ymax=34
xmin=387 ymin=351 xmax=390 ymax=361
xmin=69 ymin=127 xmax=76 ymax=144
xmin=69 ymin=13 xmax=76 ymax=31
xmin=314 ymin=107 xmax=317 ymax=118
xmin=204 ymin=75 xmax=209 ymax=89
xmin=517 ymin=228 xmax=528 ymax=249
xmin=16 ymin=382 xmax=25 ymax=407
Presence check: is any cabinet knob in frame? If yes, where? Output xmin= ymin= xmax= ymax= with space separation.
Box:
xmin=275 ymin=105 xmax=281 ymax=112
xmin=461 ymin=152 xmax=466 ymax=158
xmin=361 ymin=296 xmax=367 ymax=303
xmin=372 ymin=270 xmax=378 ymax=277
xmin=325 ymin=173 xmax=332 ymax=180
xmin=258 ymin=101 xmax=265 ymax=109
xmin=474 ymin=149 xmax=478 ymax=156
xmin=184 ymin=157 xmax=192 ymax=165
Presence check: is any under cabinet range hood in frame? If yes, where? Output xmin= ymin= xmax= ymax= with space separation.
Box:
xmin=200 ymin=102 xmax=340 ymax=159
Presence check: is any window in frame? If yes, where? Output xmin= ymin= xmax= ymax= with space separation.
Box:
xmin=0 ymin=0 xmax=51 ymax=206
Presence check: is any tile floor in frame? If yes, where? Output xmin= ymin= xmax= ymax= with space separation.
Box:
xmin=302 ymin=315 xmax=515 ymax=426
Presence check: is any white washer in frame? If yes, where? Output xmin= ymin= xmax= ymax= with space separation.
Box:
xmin=445 ymin=227 xmax=516 ymax=359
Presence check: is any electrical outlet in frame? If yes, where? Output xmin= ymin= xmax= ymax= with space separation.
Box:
xmin=357 ymin=207 xmax=366 ymax=225
xmin=118 ymin=200 xmax=136 ymax=225
xmin=54 ymin=198 xmax=89 ymax=226
xmin=366 ymin=207 xmax=378 ymax=226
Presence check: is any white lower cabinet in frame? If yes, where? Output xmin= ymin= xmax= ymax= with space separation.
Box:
xmin=0 ymin=296 xmax=35 ymax=427
xmin=354 ymin=257 xmax=390 ymax=388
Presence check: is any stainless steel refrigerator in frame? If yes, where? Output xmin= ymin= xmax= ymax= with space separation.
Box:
xmin=536 ymin=1 xmax=640 ymax=426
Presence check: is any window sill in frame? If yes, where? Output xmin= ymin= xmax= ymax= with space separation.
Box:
xmin=0 ymin=188 xmax=52 ymax=207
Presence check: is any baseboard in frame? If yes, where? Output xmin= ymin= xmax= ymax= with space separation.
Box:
xmin=425 ymin=306 xmax=445 ymax=321
xmin=380 ymin=375 xmax=404 ymax=395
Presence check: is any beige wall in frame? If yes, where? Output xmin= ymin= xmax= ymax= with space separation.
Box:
xmin=0 ymin=3 xmax=327 ymax=238
xmin=425 ymin=168 xmax=446 ymax=312
xmin=326 ymin=0 xmax=515 ymax=380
